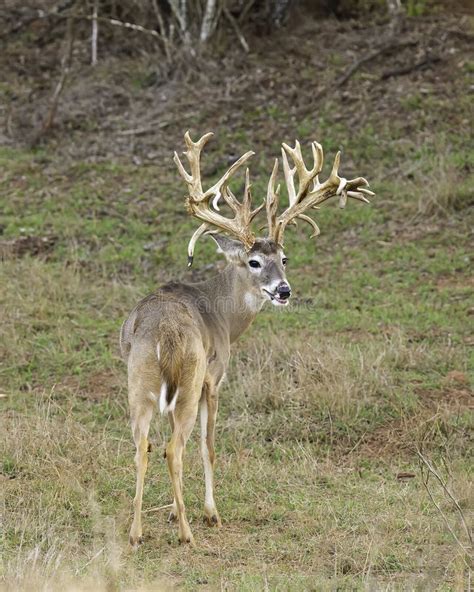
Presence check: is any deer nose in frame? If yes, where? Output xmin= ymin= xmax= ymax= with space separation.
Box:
xmin=277 ymin=282 xmax=291 ymax=300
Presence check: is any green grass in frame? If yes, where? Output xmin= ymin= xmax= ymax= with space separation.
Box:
xmin=2 ymin=135 xmax=473 ymax=591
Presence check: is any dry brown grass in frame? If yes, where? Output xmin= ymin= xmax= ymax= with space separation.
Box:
xmin=225 ymin=331 xmax=468 ymax=449
xmin=2 ymin=327 xmax=472 ymax=590
xmin=414 ymin=154 xmax=472 ymax=217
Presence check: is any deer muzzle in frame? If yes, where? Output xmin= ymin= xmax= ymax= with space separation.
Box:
xmin=276 ymin=282 xmax=291 ymax=301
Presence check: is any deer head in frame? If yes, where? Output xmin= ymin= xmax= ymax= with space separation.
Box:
xmin=173 ymin=131 xmax=373 ymax=306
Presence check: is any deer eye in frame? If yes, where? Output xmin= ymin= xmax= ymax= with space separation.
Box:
xmin=282 ymin=258 xmax=288 ymax=266
xmin=248 ymin=260 xmax=261 ymax=269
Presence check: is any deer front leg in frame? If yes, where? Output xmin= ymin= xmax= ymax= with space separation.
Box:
xmin=200 ymin=384 xmax=222 ymax=527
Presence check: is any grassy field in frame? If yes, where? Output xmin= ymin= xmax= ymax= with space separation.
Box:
xmin=1 ymin=9 xmax=473 ymax=592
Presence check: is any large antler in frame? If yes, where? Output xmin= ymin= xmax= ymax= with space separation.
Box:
xmin=174 ymin=131 xmax=264 ymax=266
xmin=267 ymin=140 xmax=374 ymax=245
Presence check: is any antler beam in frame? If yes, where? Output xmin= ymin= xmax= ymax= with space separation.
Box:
xmin=174 ymin=131 xmax=264 ymax=266
xmin=267 ymin=140 xmax=374 ymax=245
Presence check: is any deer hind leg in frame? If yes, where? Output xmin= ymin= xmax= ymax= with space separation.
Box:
xmin=165 ymin=347 xmax=206 ymax=545
xmin=167 ymin=411 xmax=180 ymax=524
xmin=166 ymin=396 xmax=202 ymax=545
xmin=200 ymin=381 xmax=221 ymax=527
xmin=129 ymin=394 xmax=154 ymax=549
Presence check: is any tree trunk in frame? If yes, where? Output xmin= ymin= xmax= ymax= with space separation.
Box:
xmin=200 ymin=0 xmax=218 ymax=42
xmin=270 ymin=0 xmax=292 ymax=26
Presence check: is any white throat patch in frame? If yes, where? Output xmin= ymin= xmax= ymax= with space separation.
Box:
xmin=244 ymin=292 xmax=265 ymax=312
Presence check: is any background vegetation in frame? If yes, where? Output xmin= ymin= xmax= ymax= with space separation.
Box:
xmin=1 ymin=1 xmax=473 ymax=590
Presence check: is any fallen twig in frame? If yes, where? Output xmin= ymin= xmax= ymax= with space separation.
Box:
xmin=381 ymin=54 xmax=441 ymax=80
xmin=143 ymin=503 xmax=173 ymax=514
xmin=335 ymin=39 xmax=419 ymax=88
xmin=116 ymin=119 xmax=176 ymax=136
xmin=446 ymin=28 xmax=474 ymax=42
xmin=301 ymin=37 xmax=420 ymax=111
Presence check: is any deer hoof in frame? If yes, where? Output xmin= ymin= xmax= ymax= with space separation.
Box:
xmin=129 ymin=535 xmax=143 ymax=549
xmin=204 ymin=513 xmax=222 ymax=528
xmin=178 ymin=531 xmax=195 ymax=546
xmin=167 ymin=511 xmax=177 ymax=523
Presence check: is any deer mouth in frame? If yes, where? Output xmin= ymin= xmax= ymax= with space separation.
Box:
xmin=262 ymin=289 xmax=290 ymax=306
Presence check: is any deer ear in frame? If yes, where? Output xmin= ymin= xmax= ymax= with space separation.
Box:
xmin=209 ymin=234 xmax=245 ymax=261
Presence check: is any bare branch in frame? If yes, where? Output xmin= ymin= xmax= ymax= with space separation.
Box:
xmin=151 ymin=0 xmax=172 ymax=61
xmin=31 ymin=16 xmax=74 ymax=146
xmin=223 ymin=6 xmax=249 ymax=53
xmin=91 ymin=0 xmax=98 ymax=66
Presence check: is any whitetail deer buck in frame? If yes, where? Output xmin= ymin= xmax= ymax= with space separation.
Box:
xmin=120 ymin=131 xmax=373 ymax=547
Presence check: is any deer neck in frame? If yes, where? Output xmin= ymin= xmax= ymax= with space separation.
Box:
xmin=198 ymin=264 xmax=265 ymax=343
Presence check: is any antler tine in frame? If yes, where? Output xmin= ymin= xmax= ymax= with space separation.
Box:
xmin=268 ymin=139 xmax=374 ymax=245
xmin=242 ymin=167 xmax=251 ymax=210
xmin=174 ymin=131 xmax=255 ymax=206
xmin=186 ymin=222 xmax=210 ymax=267
xmin=173 ymin=131 xmax=214 ymax=196
xmin=208 ymin=151 xmax=255 ymax=211
xmin=311 ymin=141 xmax=324 ymax=183
xmin=297 ymin=214 xmax=320 ymax=238
xmin=174 ymin=131 xmax=263 ymax=265
xmin=266 ymin=158 xmax=280 ymax=239
xmin=240 ymin=167 xmax=266 ymax=223
xmin=281 ymin=139 xmax=324 ymax=205
xmin=281 ymin=147 xmax=296 ymax=206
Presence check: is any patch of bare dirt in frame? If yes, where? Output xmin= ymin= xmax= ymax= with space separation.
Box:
xmin=53 ymin=369 xmax=123 ymax=401
xmin=0 ymin=235 xmax=57 ymax=259
xmin=436 ymin=276 xmax=474 ymax=290
xmin=443 ymin=370 xmax=471 ymax=385
xmin=417 ymin=386 xmax=473 ymax=408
